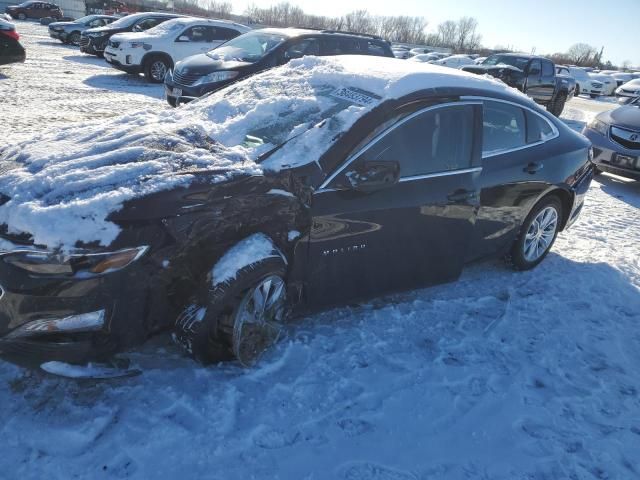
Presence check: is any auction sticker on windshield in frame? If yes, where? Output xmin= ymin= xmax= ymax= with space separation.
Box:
xmin=331 ymin=87 xmax=381 ymax=106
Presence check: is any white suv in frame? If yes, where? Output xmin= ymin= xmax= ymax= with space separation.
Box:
xmin=104 ymin=17 xmax=250 ymax=83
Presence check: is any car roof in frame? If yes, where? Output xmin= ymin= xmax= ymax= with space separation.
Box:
xmin=257 ymin=27 xmax=388 ymax=42
xmin=156 ymin=16 xmax=249 ymax=30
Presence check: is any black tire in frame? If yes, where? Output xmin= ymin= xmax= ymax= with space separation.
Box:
xmin=68 ymin=31 xmax=81 ymax=45
xmin=166 ymin=96 xmax=177 ymax=108
xmin=144 ymin=55 xmax=171 ymax=83
xmin=547 ymin=92 xmax=567 ymax=117
xmin=574 ymin=85 xmax=580 ymax=97
xmin=17 ymin=13 xmax=26 ymax=20
xmin=590 ymin=94 xmax=598 ymax=99
xmin=506 ymin=195 xmax=563 ymax=271
xmin=173 ymin=256 xmax=288 ymax=365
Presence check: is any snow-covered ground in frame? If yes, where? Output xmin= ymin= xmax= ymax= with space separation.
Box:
xmin=1 ymin=22 xmax=640 ymax=480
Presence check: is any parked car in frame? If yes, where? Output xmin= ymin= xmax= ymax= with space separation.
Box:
xmin=48 ymin=14 xmax=117 ymax=45
xmin=615 ymin=78 xmax=640 ymax=103
xmin=80 ymin=11 xmax=183 ymax=56
xmin=104 ymin=17 xmax=249 ymax=83
xmin=588 ymin=72 xmax=616 ymax=96
xmin=610 ymin=72 xmax=638 ymax=87
xmin=430 ymin=54 xmax=475 ymax=68
xmin=0 ymin=16 xmax=25 ymax=65
xmin=567 ymin=66 xmax=604 ymax=98
xmin=164 ymin=28 xmax=395 ymax=107
xmin=462 ymin=54 xmax=573 ymax=116
xmin=5 ymin=1 xmax=62 ymax=20
xmin=474 ymin=56 xmax=486 ymax=64
xmin=582 ymin=96 xmax=640 ymax=180
xmin=408 ymin=52 xmax=444 ymax=63
xmin=0 ymin=56 xmax=593 ymax=371
xmin=391 ymin=45 xmax=411 ymax=59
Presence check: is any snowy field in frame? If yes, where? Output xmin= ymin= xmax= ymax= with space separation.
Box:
xmin=1 ymin=22 xmax=640 ymax=480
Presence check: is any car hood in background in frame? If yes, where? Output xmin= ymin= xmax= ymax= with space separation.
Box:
xmin=176 ymin=53 xmax=251 ymax=75
xmin=598 ymin=105 xmax=640 ymax=130
xmin=461 ymin=64 xmax=523 ymax=75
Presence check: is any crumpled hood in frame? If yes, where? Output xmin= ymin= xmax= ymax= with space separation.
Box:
xmin=598 ymin=104 xmax=640 ymax=130
xmin=0 ymin=111 xmax=262 ymax=250
xmin=462 ymin=64 xmax=523 ymax=75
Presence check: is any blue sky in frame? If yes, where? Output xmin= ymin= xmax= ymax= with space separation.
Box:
xmin=234 ymin=0 xmax=640 ymax=67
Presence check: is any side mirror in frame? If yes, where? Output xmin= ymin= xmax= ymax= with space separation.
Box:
xmin=177 ymin=35 xmax=189 ymax=42
xmin=345 ymin=160 xmax=400 ymax=193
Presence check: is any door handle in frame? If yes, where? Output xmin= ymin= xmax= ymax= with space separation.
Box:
xmin=524 ymin=162 xmax=543 ymax=174
xmin=447 ymin=190 xmax=478 ymax=203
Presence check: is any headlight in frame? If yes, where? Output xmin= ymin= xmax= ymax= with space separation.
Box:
xmin=588 ymin=118 xmax=609 ymax=136
xmin=3 ymin=246 xmax=149 ymax=277
xmin=195 ymin=71 xmax=239 ymax=85
xmin=129 ymin=41 xmax=151 ymax=50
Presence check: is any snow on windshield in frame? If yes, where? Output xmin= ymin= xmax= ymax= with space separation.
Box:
xmin=0 ymin=55 xmax=524 ymax=250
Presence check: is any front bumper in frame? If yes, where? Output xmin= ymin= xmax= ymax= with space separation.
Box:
xmin=0 ymin=250 xmax=152 ymax=368
xmin=582 ymin=127 xmax=640 ymax=181
xmin=104 ymin=49 xmax=142 ymax=74
xmin=164 ymin=70 xmax=232 ymax=106
xmin=48 ymin=29 xmax=66 ymax=41
xmin=80 ymin=35 xmax=107 ymax=54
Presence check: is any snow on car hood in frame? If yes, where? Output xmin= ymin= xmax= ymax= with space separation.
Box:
xmin=0 ymin=55 xmax=525 ymax=250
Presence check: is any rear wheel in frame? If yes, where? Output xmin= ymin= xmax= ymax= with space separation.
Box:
xmin=173 ymin=256 xmax=288 ymax=366
xmin=506 ymin=195 xmax=562 ymax=271
xmin=590 ymin=94 xmax=598 ymax=99
xmin=68 ymin=31 xmax=81 ymax=45
xmin=144 ymin=55 xmax=171 ymax=83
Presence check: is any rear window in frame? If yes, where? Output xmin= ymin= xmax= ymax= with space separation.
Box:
xmin=526 ymin=111 xmax=555 ymax=143
xmin=482 ymin=101 xmax=526 ymax=155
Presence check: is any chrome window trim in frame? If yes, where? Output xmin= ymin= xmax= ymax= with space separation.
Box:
xmin=315 ymin=167 xmax=482 ymax=194
xmin=461 ymin=95 xmax=560 ymax=159
xmin=318 ymin=100 xmax=482 ymax=190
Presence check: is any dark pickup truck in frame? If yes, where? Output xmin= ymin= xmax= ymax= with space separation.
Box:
xmin=462 ymin=53 xmax=573 ymax=117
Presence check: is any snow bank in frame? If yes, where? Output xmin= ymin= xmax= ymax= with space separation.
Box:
xmin=0 ymin=55 xmax=527 ymax=250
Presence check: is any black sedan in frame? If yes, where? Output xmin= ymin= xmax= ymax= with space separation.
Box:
xmin=0 ymin=57 xmax=593 ymax=371
xmin=0 ymin=16 xmax=25 ymax=66
xmin=80 ymin=11 xmax=181 ymax=56
xmin=582 ymin=96 xmax=640 ymax=181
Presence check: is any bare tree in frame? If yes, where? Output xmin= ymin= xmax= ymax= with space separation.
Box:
xmin=455 ymin=16 xmax=481 ymax=52
xmin=566 ymin=43 xmax=597 ymax=65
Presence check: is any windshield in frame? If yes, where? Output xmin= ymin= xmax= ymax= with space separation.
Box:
xmin=108 ymin=14 xmax=145 ymax=29
xmin=207 ymin=31 xmax=287 ymax=63
xmin=145 ymin=19 xmax=185 ymax=35
xmin=482 ymin=55 xmax=529 ymax=70
xmin=76 ymin=15 xmax=100 ymax=23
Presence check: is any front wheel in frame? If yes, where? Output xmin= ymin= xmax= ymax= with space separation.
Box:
xmin=144 ymin=56 xmax=170 ymax=83
xmin=173 ymin=256 xmax=288 ymax=366
xmin=506 ymin=196 xmax=562 ymax=271
xmin=547 ymin=92 xmax=567 ymax=117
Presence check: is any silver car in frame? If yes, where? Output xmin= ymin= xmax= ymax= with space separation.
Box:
xmin=48 ymin=14 xmax=117 ymax=45
xmin=582 ymin=96 xmax=640 ymax=181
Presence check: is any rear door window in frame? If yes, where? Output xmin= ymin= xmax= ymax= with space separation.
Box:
xmin=482 ymin=101 xmax=526 ymax=155
xmin=526 ymin=111 xmax=555 ymax=143
xmin=542 ymin=61 xmax=554 ymax=77
xmin=210 ymin=26 xmax=241 ymax=41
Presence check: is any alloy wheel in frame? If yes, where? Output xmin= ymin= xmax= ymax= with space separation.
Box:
xmin=232 ymin=275 xmax=286 ymax=366
xmin=523 ymin=206 xmax=558 ymax=262
xmin=150 ymin=60 xmax=168 ymax=82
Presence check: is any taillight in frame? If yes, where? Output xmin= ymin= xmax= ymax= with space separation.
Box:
xmin=1 ymin=29 xmax=20 ymax=41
